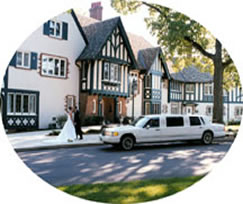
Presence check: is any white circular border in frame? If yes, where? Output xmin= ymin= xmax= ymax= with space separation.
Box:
xmin=0 ymin=0 xmax=242 ymax=204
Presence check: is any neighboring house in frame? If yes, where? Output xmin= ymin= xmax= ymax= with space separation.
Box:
xmin=1 ymin=3 xmax=242 ymax=131
xmin=169 ymin=66 xmax=243 ymax=122
xmin=1 ymin=10 xmax=88 ymax=129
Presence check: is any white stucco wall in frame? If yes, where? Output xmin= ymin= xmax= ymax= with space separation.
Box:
xmin=7 ymin=11 xmax=86 ymax=128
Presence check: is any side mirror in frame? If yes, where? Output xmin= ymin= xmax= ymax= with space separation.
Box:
xmin=145 ymin=125 xmax=150 ymax=129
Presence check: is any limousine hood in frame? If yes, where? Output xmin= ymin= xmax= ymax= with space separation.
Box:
xmin=105 ymin=125 xmax=137 ymax=132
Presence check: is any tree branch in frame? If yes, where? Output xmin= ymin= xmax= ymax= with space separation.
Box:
xmin=141 ymin=1 xmax=168 ymax=19
xmin=184 ymin=36 xmax=215 ymax=59
xmin=222 ymin=58 xmax=233 ymax=69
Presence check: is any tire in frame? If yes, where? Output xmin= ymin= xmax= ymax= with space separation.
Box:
xmin=202 ymin=131 xmax=213 ymax=145
xmin=120 ymin=136 xmax=134 ymax=150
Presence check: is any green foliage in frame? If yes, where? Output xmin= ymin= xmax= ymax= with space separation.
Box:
xmin=82 ymin=116 xmax=104 ymax=126
xmin=58 ymin=176 xmax=203 ymax=203
xmin=56 ymin=114 xmax=67 ymax=128
xmin=111 ymin=0 xmax=240 ymax=89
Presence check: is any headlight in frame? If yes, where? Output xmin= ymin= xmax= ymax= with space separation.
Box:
xmin=104 ymin=131 xmax=119 ymax=136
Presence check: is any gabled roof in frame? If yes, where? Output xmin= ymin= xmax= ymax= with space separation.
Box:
xmin=171 ymin=66 xmax=213 ymax=83
xmin=138 ymin=47 xmax=161 ymax=70
xmin=76 ymin=16 xmax=137 ymax=67
xmin=78 ymin=17 xmax=120 ymax=60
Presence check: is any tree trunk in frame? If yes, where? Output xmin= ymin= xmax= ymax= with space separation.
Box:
xmin=212 ymin=40 xmax=224 ymax=124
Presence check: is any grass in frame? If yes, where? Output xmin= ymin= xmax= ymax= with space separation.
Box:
xmin=57 ymin=176 xmax=203 ymax=204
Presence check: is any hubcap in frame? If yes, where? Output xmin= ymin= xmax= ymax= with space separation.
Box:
xmin=123 ymin=138 xmax=133 ymax=150
xmin=204 ymin=133 xmax=212 ymax=144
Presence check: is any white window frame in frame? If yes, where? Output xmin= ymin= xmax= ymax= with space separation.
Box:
xmin=7 ymin=93 xmax=37 ymax=116
xmin=103 ymin=62 xmax=110 ymax=81
xmin=235 ymin=106 xmax=243 ymax=117
xmin=171 ymin=103 xmax=179 ymax=114
xmin=16 ymin=51 xmax=31 ymax=69
xmin=92 ymin=99 xmax=96 ymax=114
xmin=49 ymin=20 xmax=62 ymax=38
xmin=205 ymin=83 xmax=213 ymax=95
xmin=41 ymin=55 xmax=67 ymax=78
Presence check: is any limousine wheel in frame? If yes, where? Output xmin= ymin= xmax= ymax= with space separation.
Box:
xmin=121 ymin=136 xmax=134 ymax=150
xmin=202 ymin=131 xmax=213 ymax=145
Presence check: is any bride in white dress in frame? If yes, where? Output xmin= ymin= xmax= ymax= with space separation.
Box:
xmin=56 ymin=107 xmax=76 ymax=142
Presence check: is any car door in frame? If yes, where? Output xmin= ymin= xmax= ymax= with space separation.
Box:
xmin=162 ymin=116 xmax=188 ymax=141
xmin=137 ymin=117 xmax=161 ymax=142
xmin=187 ymin=116 xmax=205 ymax=139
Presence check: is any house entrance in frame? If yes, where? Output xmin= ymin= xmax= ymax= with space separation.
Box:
xmin=101 ymin=96 xmax=117 ymax=123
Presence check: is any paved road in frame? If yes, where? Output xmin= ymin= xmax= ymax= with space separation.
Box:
xmin=17 ymin=141 xmax=232 ymax=186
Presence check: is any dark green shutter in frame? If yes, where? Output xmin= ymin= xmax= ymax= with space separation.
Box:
xmin=9 ymin=52 xmax=17 ymax=66
xmin=62 ymin=22 xmax=68 ymax=40
xmin=43 ymin=21 xmax=50 ymax=36
xmin=30 ymin=52 xmax=38 ymax=69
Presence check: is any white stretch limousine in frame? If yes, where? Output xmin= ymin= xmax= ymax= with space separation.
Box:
xmin=99 ymin=115 xmax=226 ymax=150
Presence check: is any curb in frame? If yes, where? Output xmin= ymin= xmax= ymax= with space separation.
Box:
xmin=15 ymin=142 xmax=104 ymax=152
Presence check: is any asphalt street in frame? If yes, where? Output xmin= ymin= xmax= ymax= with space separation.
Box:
xmin=17 ymin=141 xmax=232 ymax=186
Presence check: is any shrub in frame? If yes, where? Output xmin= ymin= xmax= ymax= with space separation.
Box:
xmin=56 ymin=114 xmax=67 ymax=128
xmin=82 ymin=116 xmax=104 ymax=126
xmin=228 ymin=120 xmax=241 ymax=126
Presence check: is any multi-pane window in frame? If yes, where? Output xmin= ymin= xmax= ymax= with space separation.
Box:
xmin=16 ymin=51 xmax=30 ymax=68
xmin=152 ymin=103 xmax=160 ymax=114
xmin=7 ymin=93 xmax=36 ymax=115
xmin=235 ymin=107 xmax=243 ymax=117
xmin=145 ymin=75 xmax=152 ymax=88
xmin=186 ymin=84 xmax=194 ymax=93
xmin=205 ymin=83 xmax=213 ymax=95
xmin=171 ymin=103 xmax=179 ymax=114
xmin=41 ymin=55 xmax=67 ymax=78
xmin=171 ymin=81 xmax=181 ymax=91
xmin=103 ymin=62 xmax=120 ymax=82
xmin=145 ymin=102 xmax=151 ymax=115
xmin=49 ymin=20 xmax=62 ymax=38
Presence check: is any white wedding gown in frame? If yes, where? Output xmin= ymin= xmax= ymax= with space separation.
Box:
xmin=56 ymin=113 xmax=76 ymax=142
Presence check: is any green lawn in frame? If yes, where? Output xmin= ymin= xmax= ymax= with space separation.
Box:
xmin=58 ymin=176 xmax=203 ymax=204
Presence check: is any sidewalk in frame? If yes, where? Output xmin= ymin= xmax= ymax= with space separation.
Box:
xmin=7 ymin=129 xmax=103 ymax=152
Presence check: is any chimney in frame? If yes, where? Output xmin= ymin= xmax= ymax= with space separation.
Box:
xmin=89 ymin=2 xmax=103 ymax=21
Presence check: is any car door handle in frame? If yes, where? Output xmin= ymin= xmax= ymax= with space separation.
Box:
xmin=155 ymin=129 xmax=160 ymax=131
xmin=199 ymin=127 xmax=203 ymax=129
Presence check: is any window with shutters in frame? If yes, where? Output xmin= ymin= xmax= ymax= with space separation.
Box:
xmin=49 ymin=20 xmax=62 ymax=38
xmin=16 ymin=51 xmax=31 ymax=69
xmin=43 ymin=20 xmax=68 ymax=40
xmin=41 ymin=54 xmax=68 ymax=78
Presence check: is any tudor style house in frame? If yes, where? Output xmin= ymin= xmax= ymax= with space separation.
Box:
xmin=1 ymin=2 xmax=242 ymax=131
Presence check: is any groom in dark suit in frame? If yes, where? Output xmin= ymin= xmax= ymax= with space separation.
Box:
xmin=74 ymin=106 xmax=83 ymax=140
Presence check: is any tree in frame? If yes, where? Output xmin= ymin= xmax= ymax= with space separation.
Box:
xmin=111 ymin=0 xmax=240 ymax=124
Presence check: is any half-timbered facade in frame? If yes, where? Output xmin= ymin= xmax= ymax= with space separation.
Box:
xmin=76 ymin=16 xmax=137 ymax=123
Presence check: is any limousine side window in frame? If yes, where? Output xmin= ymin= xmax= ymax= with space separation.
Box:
xmin=189 ymin=116 xmax=201 ymax=126
xmin=200 ymin=117 xmax=205 ymax=125
xmin=145 ymin=118 xmax=160 ymax=128
xmin=166 ymin=117 xmax=184 ymax=127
